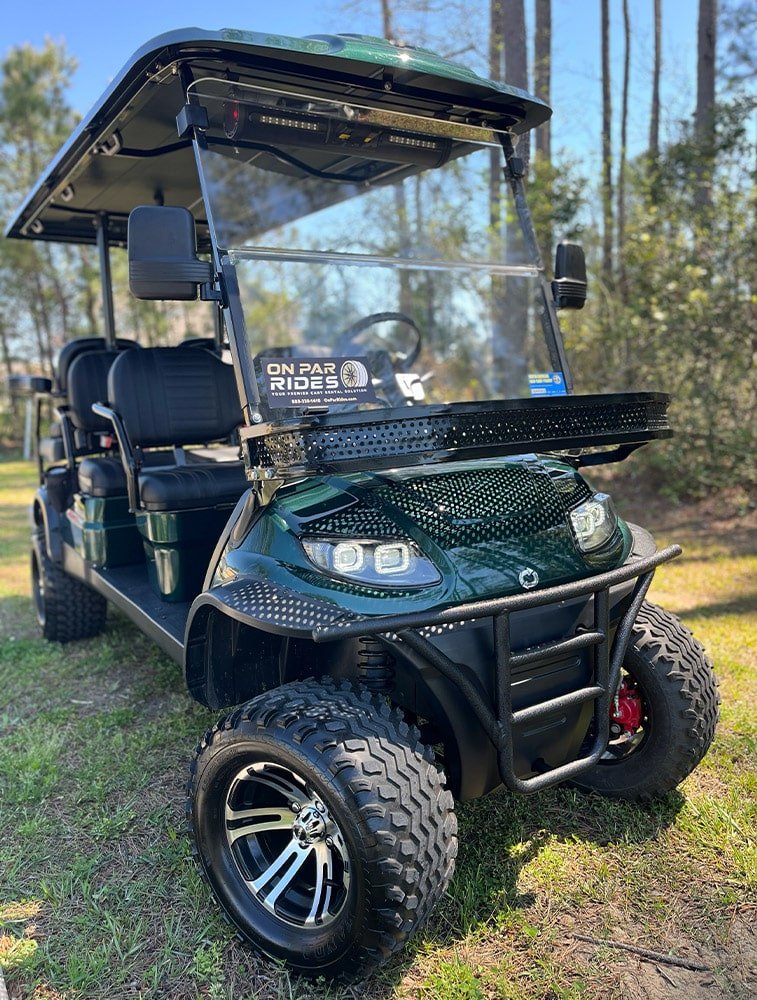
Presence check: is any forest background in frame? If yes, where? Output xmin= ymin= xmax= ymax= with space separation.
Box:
xmin=0 ymin=0 xmax=754 ymax=498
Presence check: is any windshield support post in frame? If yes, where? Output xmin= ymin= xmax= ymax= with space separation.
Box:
xmin=95 ymin=212 xmax=116 ymax=349
xmin=499 ymin=134 xmax=573 ymax=391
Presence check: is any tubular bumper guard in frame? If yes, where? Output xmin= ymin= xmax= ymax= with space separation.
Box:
xmin=313 ymin=543 xmax=682 ymax=793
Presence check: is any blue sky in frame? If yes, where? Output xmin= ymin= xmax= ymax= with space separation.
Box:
xmin=2 ymin=0 xmax=699 ymax=168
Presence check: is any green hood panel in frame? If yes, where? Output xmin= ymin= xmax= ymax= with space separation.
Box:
xmin=216 ymin=457 xmax=632 ymax=615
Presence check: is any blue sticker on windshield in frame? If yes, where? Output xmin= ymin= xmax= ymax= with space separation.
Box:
xmin=528 ymin=372 xmax=567 ymax=396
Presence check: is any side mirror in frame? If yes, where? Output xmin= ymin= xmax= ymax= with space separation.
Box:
xmin=7 ymin=374 xmax=53 ymax=397
xmin=552 ymin=241 xmax=587 ymax=310
xmin=128 ymin=206 xmax=213 ymax=301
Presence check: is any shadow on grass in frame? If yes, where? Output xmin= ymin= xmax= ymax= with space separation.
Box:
xmin=362 ymin=785 xmax=686 ymax=996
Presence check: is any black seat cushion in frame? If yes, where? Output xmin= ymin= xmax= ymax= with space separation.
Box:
xmin=138 ymin=462 xmax=248 ymax=511
xmin=108 ymin=347 xmax=241 ymax=448
xmin=78 ymin=451 xmax=176 ymax=498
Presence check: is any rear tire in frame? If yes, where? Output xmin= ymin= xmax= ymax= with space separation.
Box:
xmin=573 ymin=602 xmax=719 ymax=800
xmin=31 ymin=540 xmax=107 ymax=643
xmin=187 ymin=679 xmax=457 ymax=980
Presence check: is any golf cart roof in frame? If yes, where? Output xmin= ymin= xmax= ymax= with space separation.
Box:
xmin=5 ymin=27 xmax=551 ymax=248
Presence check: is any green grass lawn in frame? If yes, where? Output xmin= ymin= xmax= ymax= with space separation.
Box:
xmin=1 ymin=458 xmax=754 ymax=999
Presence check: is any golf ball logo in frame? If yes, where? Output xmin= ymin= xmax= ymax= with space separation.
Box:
xmin=340 ymin=359 xmax=369 ymax=389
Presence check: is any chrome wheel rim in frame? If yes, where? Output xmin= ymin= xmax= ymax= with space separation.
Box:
xmin=225 ymin=761 xmax=351 ymax=928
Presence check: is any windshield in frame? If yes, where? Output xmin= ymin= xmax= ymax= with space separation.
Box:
xmin=191 ymin=80 xmax=564 ymax=416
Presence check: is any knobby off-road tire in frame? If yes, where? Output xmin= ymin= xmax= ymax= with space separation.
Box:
xmin=187 ymin=679 xmax=457 ymax=981
xmin=574 ymin=601 xmax=719 ymax=800
xmin=31 ymin=540 xmax=107 ymax=643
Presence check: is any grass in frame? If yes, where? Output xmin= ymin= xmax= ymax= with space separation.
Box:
xmin=0 ymin=457 xmax=755 ymax=999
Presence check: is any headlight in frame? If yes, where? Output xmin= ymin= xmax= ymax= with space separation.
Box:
xmin=301 ymin=537 xmax=441 ymax=587
xmin=568 ymin=493 xmax=618 ymax=552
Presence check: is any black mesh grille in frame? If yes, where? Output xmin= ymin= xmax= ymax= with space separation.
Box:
xmin=306 ymin=465 xmax=593 ymax=549
xmin=246 ymin=395 xmax=671 ymax=475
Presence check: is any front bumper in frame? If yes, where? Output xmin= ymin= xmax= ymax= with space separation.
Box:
xmin=312 ymin=525 xmax=681 ymax=794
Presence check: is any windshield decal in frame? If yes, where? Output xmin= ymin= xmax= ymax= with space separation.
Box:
xmin=528 ymin=372 xmax=567 ymax=397
xmin=260 ymin=356 xmax=378 ymax=408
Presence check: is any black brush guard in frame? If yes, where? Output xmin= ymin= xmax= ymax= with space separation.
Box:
xmin=313 ymin=543 xmax=682 ymax=793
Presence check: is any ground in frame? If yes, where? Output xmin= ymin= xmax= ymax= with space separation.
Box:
xmin=0 ymin=458 xmax=754 ymax=1000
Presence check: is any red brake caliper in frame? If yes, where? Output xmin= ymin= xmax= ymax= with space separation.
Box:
xmin=610 ymin=679 xmax=643 ymax=736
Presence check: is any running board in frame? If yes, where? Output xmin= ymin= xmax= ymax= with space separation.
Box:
xmin=61 ymin=543 xmax=188 ymax=664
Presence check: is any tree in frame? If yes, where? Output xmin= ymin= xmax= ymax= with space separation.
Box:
xmin=618 ymin=0 xmax=631 ymax=301
xmin=380 ymin=0 xmax=414 ymax=316
xmin=695 ymin=0 xmax=718 ymax=209
xmin=534 ymin=0 xmax=551 ymax=166
xmin=649 ymin=0 xmax=662 ymax=161
xmin=502 ymin=0 xmax=530 ymax=169
xmin=0 ymin=41 xmax=82 ymax=378
xmin=600 ymin=0 xmax=613 ymax=288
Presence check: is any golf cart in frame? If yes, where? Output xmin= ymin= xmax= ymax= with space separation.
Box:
xmin=8 ymin=28 xmax=719 ymax=979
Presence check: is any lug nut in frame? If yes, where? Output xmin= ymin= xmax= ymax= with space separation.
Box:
xmin=291 ymin=802 xmax=300 ymax=813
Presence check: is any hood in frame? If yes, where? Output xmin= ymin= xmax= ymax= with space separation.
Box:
xmin=253 ymin=457 xmax=630 ymax=608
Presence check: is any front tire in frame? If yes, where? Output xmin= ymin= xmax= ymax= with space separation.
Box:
xmin=574 ymin=602 xmax=719 ymax=800
xmin=187 ymin=679 xmax=457 ymax=980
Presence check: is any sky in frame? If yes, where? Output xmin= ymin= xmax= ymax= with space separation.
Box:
xmin=1 ymin=0 xmax=700 ymax=170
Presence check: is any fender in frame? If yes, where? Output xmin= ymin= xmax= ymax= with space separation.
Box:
xmin=31 ymin=486 xmax=63 ymax=563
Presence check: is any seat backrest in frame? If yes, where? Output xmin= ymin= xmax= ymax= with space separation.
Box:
xmin=67 ymin=351 xmax=121 ymax=432
xmin=179 ymin=337 xmax=221 ymax=352
xmin=108 ymin=347 xmax=241 ymax=448
xmin=56 ymin=337 xmax=138 ymax=395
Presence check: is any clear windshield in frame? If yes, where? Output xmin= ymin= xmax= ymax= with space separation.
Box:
xmin=192 ymin=81 xmax=561 ymax=415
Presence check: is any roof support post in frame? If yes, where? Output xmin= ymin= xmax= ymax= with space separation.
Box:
xmin=95 ymin=212 xmax=116 ymax=348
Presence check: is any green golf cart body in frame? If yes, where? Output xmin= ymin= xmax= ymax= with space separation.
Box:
xmin=7 ymin=27 xmax=718 ymax=979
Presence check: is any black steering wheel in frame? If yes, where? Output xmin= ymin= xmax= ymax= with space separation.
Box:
xmin=335 ymin=312 xmax=423 ymax=371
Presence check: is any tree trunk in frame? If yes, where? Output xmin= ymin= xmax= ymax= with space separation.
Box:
xmin=601 ymin=0 xmax=614 ymax=288
xmin=381 ymin=0 xmax=414 ymax=318
xmin=0 ymin=320 xmax=18 ymax=421
xmin=618 ymin=0 xmax=631 ymax=302
xmin=695 ymin=0 xmax=717 ymax=210
xmin=649 ymin=0 xmax=662 ymax=161
xmin=503 ymin=0 xmax=530 ymax=170
xmin=534 ymin=0 xmax=553 ymax=262
xmin=534 ymin=0 xmax=551 ymax=165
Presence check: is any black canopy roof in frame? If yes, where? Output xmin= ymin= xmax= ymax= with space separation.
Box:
xmin=5 ymin=27 xmax=550 ymax=248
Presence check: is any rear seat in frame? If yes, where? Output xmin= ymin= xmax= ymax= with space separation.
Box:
xmin=38 ymin=337 xmax=138 ymax=469
xmin=107 ymin=347 xmax=247 ymax=511
xmin=68 ymin=351 xmax=170 ymax=496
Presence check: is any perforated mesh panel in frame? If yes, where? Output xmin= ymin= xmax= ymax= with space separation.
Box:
xmin=215 ymin=578 xmax=358 ymax=635
xmin=246 ymin=395 xmax=670 ymax=474
xmin=306 ymin=465 xmax=592 ymax=549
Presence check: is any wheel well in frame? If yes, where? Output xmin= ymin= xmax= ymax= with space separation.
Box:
xmin=184 ymin=605 xmax=360 ymax=709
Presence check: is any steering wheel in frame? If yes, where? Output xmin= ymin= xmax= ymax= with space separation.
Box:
xmin=335 ymin=312 xmax=423 ymax=371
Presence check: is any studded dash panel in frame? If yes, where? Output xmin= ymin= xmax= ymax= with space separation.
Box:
xmin=246 ymin=396 xmax=671 ymax=475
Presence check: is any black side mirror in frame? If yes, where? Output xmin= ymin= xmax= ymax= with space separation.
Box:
xmin=552 ymin=241 xmax=587 ymax=310
xmin=7 ymin=374 xmax=53 ymax=397
xmin=128 ymin=206 xmax=212 ymax=301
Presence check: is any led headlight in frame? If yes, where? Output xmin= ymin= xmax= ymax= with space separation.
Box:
xmin=302 ymin=538 xmax=441 ymax=587
xmin=568 ymin=493 xmax=618 ymax=552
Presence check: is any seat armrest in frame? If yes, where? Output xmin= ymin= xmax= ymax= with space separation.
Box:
xmin=91 ymin=402 xmax=140 ymax=510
